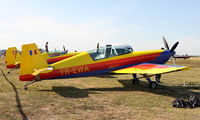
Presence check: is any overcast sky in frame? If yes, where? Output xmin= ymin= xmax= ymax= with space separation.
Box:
xmin=0 ymin=0 xmax=200 ymax=55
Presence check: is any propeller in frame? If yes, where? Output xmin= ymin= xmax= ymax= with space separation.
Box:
xmin=162 ymin=36 xmax=179 ymax=52
xmin=162 ymin=36 xmax=179 ymax=65
xmin=156 ymin=36 xmax=179 ymax=81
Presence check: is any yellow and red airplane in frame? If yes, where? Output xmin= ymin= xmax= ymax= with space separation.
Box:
xmin=5 ymin=47 xmax=21 ymax=69
xmin=19 ymin=39 xmax=189 ymax=90
xmin=4 ymin=47 xmax=80 ymax=70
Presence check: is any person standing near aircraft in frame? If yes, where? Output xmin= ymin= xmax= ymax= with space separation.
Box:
xmin=45 ymin=42 xmax=49 ymax=53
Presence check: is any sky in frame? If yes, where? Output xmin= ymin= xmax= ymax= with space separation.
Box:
xmin=0 ymin=0 xmax=200 ymax=55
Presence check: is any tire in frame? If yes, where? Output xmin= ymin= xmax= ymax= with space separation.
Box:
xmin=149 ymin=81 xmax=157 ymax=89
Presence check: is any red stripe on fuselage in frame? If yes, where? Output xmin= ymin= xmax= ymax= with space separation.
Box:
xmin=47 ymin=55 xmax=73 ymax=64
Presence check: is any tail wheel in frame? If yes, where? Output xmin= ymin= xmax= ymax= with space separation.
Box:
xmin=149 ymin=82 xmax=157 ymax=89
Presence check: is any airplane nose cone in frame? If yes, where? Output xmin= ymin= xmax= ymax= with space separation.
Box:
xmin=172 ymin=51 xmax=176 ymax=56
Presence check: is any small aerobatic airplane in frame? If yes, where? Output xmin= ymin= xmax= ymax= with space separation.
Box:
xmin=19 ymin=38 xmax=189 ymax=90
xmin=4 ymin=47 xmax=80 ymax=70
xmin=5 ymin=47 xmax=21 ymax=69
xmin=173 ymin=55 xmax=190 ymax=60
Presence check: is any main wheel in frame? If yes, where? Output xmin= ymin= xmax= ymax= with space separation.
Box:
xmin=149 ymin=82 xmax=157 ymax=89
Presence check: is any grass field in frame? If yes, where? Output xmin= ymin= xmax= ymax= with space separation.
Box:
xmin=0 ymin=57 xmax=200 ymax=120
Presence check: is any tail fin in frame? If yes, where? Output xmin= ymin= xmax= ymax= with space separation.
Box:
xmin=5 ymin=47 xmax=19 ymax=68
xmin=19 ymin=43 xmax=48 ymax=81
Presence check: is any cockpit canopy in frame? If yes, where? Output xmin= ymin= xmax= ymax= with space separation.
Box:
xmin=88 ymin=44 xmax=133 ymax=60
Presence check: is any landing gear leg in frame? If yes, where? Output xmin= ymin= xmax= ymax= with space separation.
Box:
xmin=24 ymin=80 xmax=39 ymax=90
xmin=155 ymin=74 xmax=161 ymax=83
xmin=143 ymin=74 xmax=157 ymax=89
xmin=7 ymin=65 xmax=20 ymax=74
xmin=132 ymin=74 xmax=139 ymax=84
xmin=8 ymin=69 xmax=16 ymax=74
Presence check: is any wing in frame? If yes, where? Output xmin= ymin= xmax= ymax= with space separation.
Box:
xmin=111 ymin=63 xmax=189 ymax=74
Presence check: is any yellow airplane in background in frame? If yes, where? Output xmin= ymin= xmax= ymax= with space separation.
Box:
xmin=4 ymin=46 xmax=81 ymax=72
xmin=5 ymin=47 xmax=21 ymax=69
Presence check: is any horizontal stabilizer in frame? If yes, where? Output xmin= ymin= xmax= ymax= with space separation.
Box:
xmin=32 ymin=67 xmax=54 ymax=76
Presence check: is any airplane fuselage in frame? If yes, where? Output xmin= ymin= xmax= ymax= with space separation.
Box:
xmin=36 ymin=50 xmax=174 ymax=80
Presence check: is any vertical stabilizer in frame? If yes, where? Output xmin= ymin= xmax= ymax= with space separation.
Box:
xmin=20 ymin=43 xmax=48 ymax=81
xmin=5 ymin=47 xmax=18 ymax=68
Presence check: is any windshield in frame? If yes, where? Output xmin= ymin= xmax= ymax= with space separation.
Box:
xmin=88 ymin=45 xmax=133 ymax=61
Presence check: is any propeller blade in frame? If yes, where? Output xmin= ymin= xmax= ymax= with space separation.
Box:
xmin=170 ymin=41 xmax=179 ymax=52
xmin=162 ymin=36 xmax=170 ymax=50
xmin=63 ymin=45 xmax=66 ymax=52
xmin=97 ymin=43 xmax=99 ymax=49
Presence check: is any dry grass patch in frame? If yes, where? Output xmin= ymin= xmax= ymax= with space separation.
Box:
xmin=0 ymin=57 xmax=200 ymax=120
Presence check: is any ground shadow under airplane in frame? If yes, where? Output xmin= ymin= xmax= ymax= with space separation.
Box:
xmin=40 ymin=79 xmax=200 ymax=99
xmin=40 ymin=86 xmax=101 ymax=98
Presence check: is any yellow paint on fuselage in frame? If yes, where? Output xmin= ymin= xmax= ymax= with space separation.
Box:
xmin=50 ymin=50 xmax=164 ymax=70
xmin=41 ymin=52 xmax=49 ymax=59
xmin=50 ymin=52 xmax=93 ymax=69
